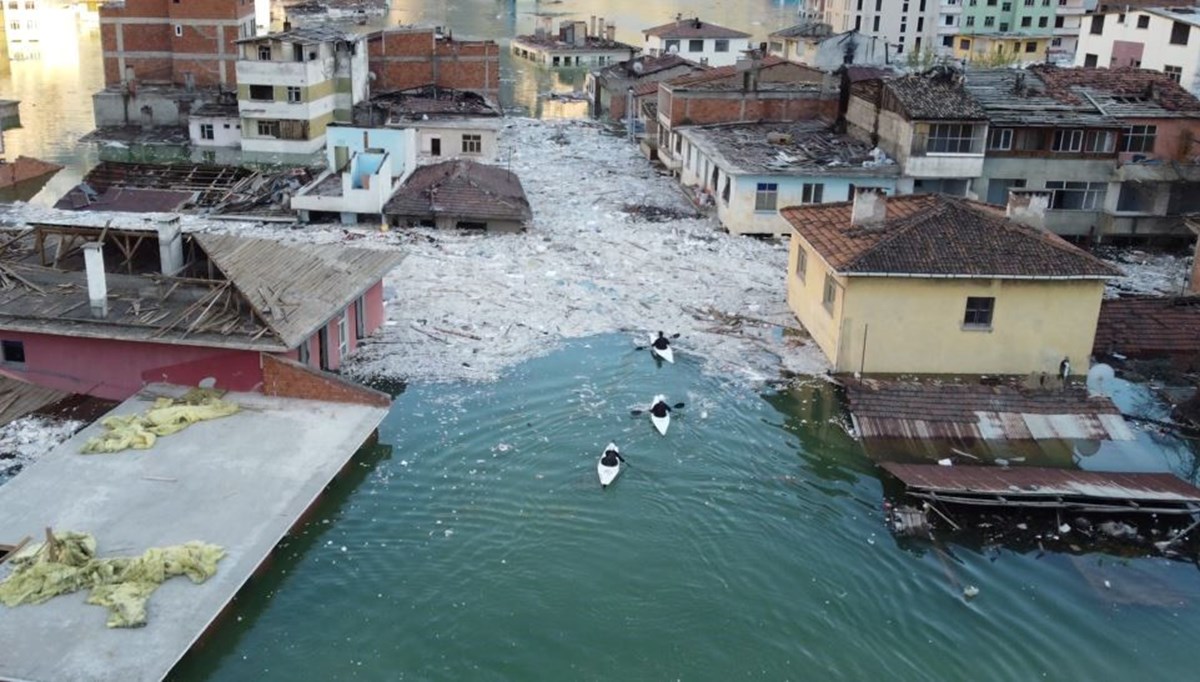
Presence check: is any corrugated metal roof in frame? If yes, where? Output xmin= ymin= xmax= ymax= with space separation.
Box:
xmin=847 ymin=380 xmax=1134 ymax=441
xmin=881 ymin=462 xmax=1200 ymax=504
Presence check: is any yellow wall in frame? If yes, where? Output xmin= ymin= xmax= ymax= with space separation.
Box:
xmin=786 ymin=236 xmax=847 ymax=367
xmin=786 ymin=236 xmax=1106 ymax=375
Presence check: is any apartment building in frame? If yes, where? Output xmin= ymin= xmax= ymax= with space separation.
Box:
xmin=1075 ymin=6 xmax=1200 ymax=96
xmin=801 ymin=0 xmax=940 ymax=59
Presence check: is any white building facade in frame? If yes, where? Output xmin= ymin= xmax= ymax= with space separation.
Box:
xmin=1075 ymin=7 xmax=1200 ymax=96
xmin=235 ymin=27 xmax=368 ymax=158
xmin=642 ymin=16 xmax=752 ymax=67
xmin=801 ymin=0 xmax=941 ymax=60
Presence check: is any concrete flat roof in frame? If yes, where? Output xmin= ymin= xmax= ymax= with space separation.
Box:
xmin=0 ymin=385 xmax=388 ymax=682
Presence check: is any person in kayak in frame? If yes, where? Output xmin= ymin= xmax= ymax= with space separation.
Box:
xmin=600 ymin=446 xmax=625 ymax=467
xmin=650 ymin=399 xmax=670 ymax=419
xmin=652 ymin=331 xmax=671 ymax=352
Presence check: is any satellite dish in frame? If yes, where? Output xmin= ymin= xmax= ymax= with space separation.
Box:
xmin=1073 ymin=439 xmax=1102 ymax=458
xmin=667 ymin=44 xmax=679 ymax=54
xmin=631 ymin=60 xmax=644 ymax=74
xmin=1086 ymin=363 xmax=1116 ymax=398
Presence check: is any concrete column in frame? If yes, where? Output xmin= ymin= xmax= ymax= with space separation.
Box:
xmin=1191 ymin=235 xmax=1200 ymax=295
xmin=83 ymin=242 xmax=108 ymax=319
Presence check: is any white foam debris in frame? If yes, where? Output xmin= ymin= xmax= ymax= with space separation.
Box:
xmin=1101 ymin=248 xmax=1192 ymax=298
xmin=0 ymin=416 xmax=83 ymax=481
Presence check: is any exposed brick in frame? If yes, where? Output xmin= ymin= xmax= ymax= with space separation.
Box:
xmin=261 ymin=354 xmax=391 ymax=408
xmin=367 ymin=28 xmax=499 ymax=93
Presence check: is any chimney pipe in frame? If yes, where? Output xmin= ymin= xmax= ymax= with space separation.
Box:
xmin=607 ymin=24 xmax=615 ymax=43
xmin=83 ymin=242 xmax=108 ymax=319
xmin=850 ymin=187 xmax=887 ymax=227
xmin=1005 ymin=189 xmax=1051 ymax=230
xmin=598 ymin=17 xmax=605 ymax=40
xmin=157 ymin=214 xmax=184 ymax=275
xmin=590 ymin=15 xmax=596 ymax=38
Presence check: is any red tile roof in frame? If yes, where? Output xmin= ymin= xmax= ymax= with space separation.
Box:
xmin=781 ymin=194 xmax=1122 ymax=279
xmin=663 ymin=56 xmax=818 ymax=89
xmin=384 ymin=160 xmax=531 ymax=223
xmin=1093 ymin=295 xmax=1200 ymax=358
xmin=643 ymin=18 xmax=750 ymax=39
xmin=1029 ymin=64 xmax=1200 ymax=114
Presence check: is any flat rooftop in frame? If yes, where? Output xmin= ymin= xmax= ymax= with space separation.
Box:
xmin=679 ymin=121 xmax=898 ymax=177
xmin=0 ymin=385 xmax=388 ymax=682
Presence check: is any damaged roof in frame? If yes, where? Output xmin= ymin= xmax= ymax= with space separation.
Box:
xmin=781 ymin=194 xmax=1123 ymax=279
xmin=1093 ymin=295 xmax=1200 ymax=359
xmin=963 ymin=68 xmax=1116 ymax=127
xmin=872 ymin=72 xmax=987 ymax=120
xmin=847 ymin=379 xmax=1132 ymax=441
xmin=643 ymin=18 xmax=750 ymax=39
xmin=769 ymin=22 xmax=835 ymax=39
xmin=1027 ymin=64 xmax=1200 ymax=118
xmin=677 ymin=121 xmax=898 ymax=177
xmin=357 ymin=86 xmax=501 ymax=123
xmin=384 ymin=160 xmax=531 ymax=223
xmin=596 ymin=54 xmax=703 ymax=80
xmin=236 ymin=25 xmax=356 ymax=44
xmin=664 ymin=57 xmax=825 ymax=91
xmin=0 ymin=230 xmax=404 ymax=352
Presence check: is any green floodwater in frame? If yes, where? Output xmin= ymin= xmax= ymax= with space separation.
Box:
xmin=170 ymin=335 xmax=1200 ymax=681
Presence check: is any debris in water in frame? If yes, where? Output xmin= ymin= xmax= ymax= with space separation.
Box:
xmin=962 ymin=585 xmax=980 ymax=599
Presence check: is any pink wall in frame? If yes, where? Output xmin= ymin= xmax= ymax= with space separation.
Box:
xmin=0 ymin=331 xmax=264 ymax=401
xmin=285 ymin=282 xmax=387 ymax=371
xmin=1110 ymin=40 xmax=1144 ymax=68
xmin=1132 ymin=117 xmax=1200 ymax=161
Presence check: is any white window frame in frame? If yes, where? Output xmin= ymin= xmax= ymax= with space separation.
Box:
xmin=988 ymin=128 xmax=1012 ymax=151
xmin=1046 ymin=181 xmax=1106 ymax=210
xmin=926 ymin=123 xmax=980 ymax=155
xmin=794 ymin=248 xmax=807 ymax=282
xmin=822 ymin=274 xmax=838 ymax=314
xmin=754 ymin=183 xmax=778 ymax=212
xmin=1051 ymin=129 xmax=1083 ymax=153
xmin=286 ymin=86 xmax=302 ymax=103
xmin=1122 ymin=125 xmax=1157 ymax=153
xmin=462 ymin=134 xmax=482 ymax=154
xmin=337 ymin=314 xmax=349 ymax=358
xmin=199 ymin=123 xmax=214 ymax=140
xmin=801 ymin=182 xmax=824 ymax=204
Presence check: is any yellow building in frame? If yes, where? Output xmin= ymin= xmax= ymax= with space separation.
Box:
xmin=952 ymin=34 xmax=1054 ymax=65
xmin=782 ymin=190 xmax=1122 ymax=376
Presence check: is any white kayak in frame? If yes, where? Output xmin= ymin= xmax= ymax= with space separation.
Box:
xmin=649 ymin=394 xmax=670 ymax=436
xmin=598 ymin=443 xmax=621 ymax=488
xmin=649 ymin=334 xmax=674 ymax=364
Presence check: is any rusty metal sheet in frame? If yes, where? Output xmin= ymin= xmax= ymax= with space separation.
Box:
xmin=880 ymin=462 xmax=1200 ymax=503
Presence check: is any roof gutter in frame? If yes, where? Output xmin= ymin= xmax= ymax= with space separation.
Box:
xmin=839 ymin=271 xmax=1117 ymax=281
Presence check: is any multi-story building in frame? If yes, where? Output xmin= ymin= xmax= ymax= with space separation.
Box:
xmin=511 ymin=16 xmax=637 ymax=68
xmin=941 ymin=0 xmax=1087 ymax=64
xmin=364 ymin=27 xmax=500 ymax=94
xmin=801 ymin=0 xmax=940 ymax=61
xmin=965 ymin=64 xmax=1200 ymax=243
xmin=641 ymin=16 xmax=752 ymax=67
xmin=235 ymin=26 xmax=368 ymax=158
xmin=586 ymin=54 xmax=706 ymax=121
xmin=1075 ymin=6 xmax=1200 ymax=96
xmin=767 ymin=22 xmax=890 ymax=70
xmin=844 ymin=69 xmax=989 ymax=195
xmin=98 ymin=0 xmax=267 ymax=88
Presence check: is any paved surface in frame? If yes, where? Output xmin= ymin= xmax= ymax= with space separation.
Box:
xmin=0 ymin=385 xmax=388 ymax=682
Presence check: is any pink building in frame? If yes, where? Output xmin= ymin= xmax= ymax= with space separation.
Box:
xmin=0 ymin=219 xmax=402 ymax=401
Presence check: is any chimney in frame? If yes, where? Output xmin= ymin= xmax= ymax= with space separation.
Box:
xmin=1005 ymin=189 xmax=1051 ymax=230
xmin=283 ymin=20 xmax=292 ymax=32
xmin=157 ymin=214 xmax=184 ymax=275
xmin=83 ymin=242 xmax=108 ymax=319
xmin=607 ymin=24 xmax=616 ymax=43
xmin=590 ymin=15 xmax=597 ymax=38
xmin=598 ymin=17 xmax=605 ymax=39
xmin=850 ymin=187 xmax=887 ymax=227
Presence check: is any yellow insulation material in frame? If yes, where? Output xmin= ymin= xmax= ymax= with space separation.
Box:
xmin=0 ymin=530 xmax=225 ymax=628
xmin=81 ymin=391 xmax=239 ymax=454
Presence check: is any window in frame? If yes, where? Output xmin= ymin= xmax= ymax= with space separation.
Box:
xmin=926 ymin=123 xmax=979 ymax=154
xmin=1090 ymin=15 xmax=1104 ymax=35
xmin=960 ymin=38 xmax=971 ymax=49
xmin=664 ymin=39 xmax=680 ymax=53
xmin=794 ymin=248 xmax=807 ymax=282
xmin=714 ymin=39 xmax=729 ymax=52
xmin=688 ymin=39 xmax=703 ymax=52
xmin=1171 ymin=21 xmax=1190 ymax=45
xmin=986 ymin=178 xmax=1025 ymax=204
xmin=1046 ymin=181 xmax=1106 ymax=210
xmin=822 ymin=274 xmax=838 ymax=313
xmin=1052 ymin=37 xmax=1062 ymax=47
xmin=1002 ymin=1 xmax=1011 ymax=9
xmin=462 ymin=134 xmax=482 ymax=154
xmin=801 ymin=183 xmax=824 ymax=204
xmin=984 ymin=16 xmax=994 ymax=27
xmin=999 ymin=22 xmax=1009 ymax=32
xmin=944 ymin=36 xmax=955 ymax=47
xmin=755 ymin=183 xmax=778 ymax=211
xmin=1137 ymin=15 xmax=1150 ymax=29
xmin=1021 ymin=17 xmax=1031 ymax=27
xmin=963 ymin=297 xmax=995 ymax=328
xmin=1014 ymin=129 xmax=1045 ymax=150
xmin=1055 ymin=16 xmax=1064 ymax=28
xmin=174 ymin=25 xmax=182 ymax=37
xmin=1051 ymin=129 xmax=1083 ymax=152
xmin=988 ymin=128 xmax=1012 ymax=150
xmin=338 ymin=314 xmax=349 ymax=358
xmin=1083 ymin=53 xmax=1098 ymax=68
xmin=258 ymin=44 xmax=271 ymax=60
xmin=249 ymin=84 xmax=273 ymax=101
xmin=1 ymin=340 xmax=24 ymax=364
xmin=1117 ymin=13 xmax=1126 ymax=24
xmin=721 ymin=177 xmax=730 ymax=204
xmin=965 ymin=17 xmax=975 ymax=27
xmin=199 ymin=123 xmax=214 ymax=140
xmin=286 ymin=86 xmax=301 ymax=103
xmin=354 ymin=297 xmax=366 ymax=340
xmin=1025 ymin=41 xmax=1037 ymax=53
xmin=1084 ymin=130 xmax=1116 ymax=153
xmin=298 ymin=339 xmax=310 ymax=365
xmin=256 ymin=120 xmax=279 ymax=137
xmin=873 ymin=16 xmax=880 ymax=31
xmin=1122 ymin=125 xmax=1157 ymax=153
xmin=1165 ymin=65 xmax=1183 ymax=84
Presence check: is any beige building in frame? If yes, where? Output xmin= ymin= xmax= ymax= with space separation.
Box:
xmin=783 ymin=190 xmax=1122 ymax=376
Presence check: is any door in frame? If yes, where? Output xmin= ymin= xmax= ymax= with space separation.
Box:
xmin=318 ymin=327 xmax=330 ymax=370
xmin=430 ymin=137 xmax=441 ymax=156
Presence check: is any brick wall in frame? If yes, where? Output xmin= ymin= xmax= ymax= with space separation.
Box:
xmin=100 ymin=0 xmax=247 ymax=87
xmin=666 ymin=93 xmax=837 ymax=126
xmin=367 ymin=29 xmax=500 ymax=92
xmin=261 ymin=354 xmax=391 ymax=408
